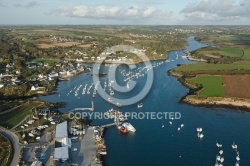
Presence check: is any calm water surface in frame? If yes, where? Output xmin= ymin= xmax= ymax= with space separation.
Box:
xmin=40 ymin=37 xmax=250 ymax=166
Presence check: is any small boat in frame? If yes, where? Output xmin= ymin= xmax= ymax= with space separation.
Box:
xmin=169 ymin=121 xmax=172 ymax=125
xmin=32 ymin=116 xmax=39 ymax=120
xmin=110 ymin=91 xmax=114 ymax=96
xmin=162 ymin=123 xmax=164 ymax=128
xmin=236 ymin=155 xmax=240 ymax=161
xmin=29 ymin=133 xmax=34 ymax=137
xmin=197 ymin=128 xmax=202 ymax=132
xmin=178 ymin=127 xmax=180 ymax=131
xmin=220 ymin=157 xmax=224 ymax=163
xmin=219 ymin=150 xmax=223 ymax=155
xmin=118 ymin=126 xmax=127 ymax=134
xmin=217 ymin=155 xmax=221 ymax=162
xmin=198 ymin=133 xmax=204 ymax=139
xmin=232 ymin=142 xmax=238 ymax=150
xmin=108 ymin=98 xmax=112 ymax=103
xmin=116 ymin=103 xmax=122 ymax=107
xmin=180 ymin=124 xmax=184 ymax=128
xmin=99 ymin=151 xmax=107 ymax=155
xmin=216 ymin=142 xmax=222 ymax=148
xmin=137 ymin=103 xmax=143 ymax=108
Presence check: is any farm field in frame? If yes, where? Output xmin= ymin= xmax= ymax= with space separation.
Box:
xmin=222 ymin=75 xmax=250 ymax=99
xmin=197 ymin=47 xmax=250 ymax=60
xmin=174 ymin=61 xmax=250 ymax=74
xmin=37 ymin=42 xmax=81 ymax=48
xmin=190 ymin=76 xmax=224 ymax=97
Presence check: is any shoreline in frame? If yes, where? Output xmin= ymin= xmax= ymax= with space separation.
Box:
xmin=185 ymin=50 xmax=207 ymax=62
xmin=168 ymin=69 xmax=250 ymax=110
xmin=183 ymin=96 xmax=250 ymax=110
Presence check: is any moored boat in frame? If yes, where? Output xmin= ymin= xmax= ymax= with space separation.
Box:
xmin=117 ymin=126 xmax=127 ymax=134
xmin=137 ymin=103 xmax=143 ymax=108
xmin=122 ymin=122 xmax=136 ymax=132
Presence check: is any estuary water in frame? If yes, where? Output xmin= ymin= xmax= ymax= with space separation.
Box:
xmin=40 ymin=37 xmax=250 ymax=166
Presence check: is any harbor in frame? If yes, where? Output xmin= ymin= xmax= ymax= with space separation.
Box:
xmin=39 ymin=37 xmax=250 ymax=166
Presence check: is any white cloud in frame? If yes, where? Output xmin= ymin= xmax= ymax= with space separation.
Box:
xmin=181 ymin=0 xmax=250 ymax=21
xmin=53 ymin=5 xmax=172 ymax=20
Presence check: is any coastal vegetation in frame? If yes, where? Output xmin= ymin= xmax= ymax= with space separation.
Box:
xmin=171 ymin=28 xmax=250 ymax=108
xmin=0 ymin=134 xmax=13 ymax=166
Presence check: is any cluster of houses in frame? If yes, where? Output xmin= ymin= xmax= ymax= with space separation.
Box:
xmin=0 ymin=60 xmax=90 ymax=95
xmin=95 ymin=47 xmax=146 ymax=63
xmin=0 ymin=63 xmax=23 ymax=88
xmin=49 ymin=35 xmax=72 ymax=43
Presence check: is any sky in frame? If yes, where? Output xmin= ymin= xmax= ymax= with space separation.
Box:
xmin=0 ymin=0 xmax=250 ymax=25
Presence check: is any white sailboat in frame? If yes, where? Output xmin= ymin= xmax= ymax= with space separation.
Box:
xmin=137 ymin=103 xmax=143 ymax=108
xmin=216 ymin=142 xmax=222 ymax=148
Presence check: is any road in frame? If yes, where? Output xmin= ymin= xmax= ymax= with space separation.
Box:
xmin=0 ymin=129 xmax=21 ymax=166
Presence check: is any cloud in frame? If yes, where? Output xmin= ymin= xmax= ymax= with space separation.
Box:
xmin=14 ymin=1 xmax=39 ymax=8
xmin=181 ymin=0 xmax=250 ymax=21
xmin=52 ymin=5 xmax=172 ymax=20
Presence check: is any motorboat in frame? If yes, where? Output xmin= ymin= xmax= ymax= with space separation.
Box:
xmin=122 ymin=122 xmax=136 ymax=132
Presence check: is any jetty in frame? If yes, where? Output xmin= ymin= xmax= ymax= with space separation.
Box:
xmin=101 ymin=123 xmax=116 ymax=128
xmin=69 ymin=101 xmax=94 ymax=112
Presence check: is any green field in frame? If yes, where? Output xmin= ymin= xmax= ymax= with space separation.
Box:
xmin=174 ymin=61 xmax=250 ymax=74
xmin=0 ymin=101 xmax=39 ymax=129
xmin=225 ymin=34 xmax=250 ymax=42
xmin=198 ymin=47 xmax=250 ymax=60
xmin=190 ymin=76 xmax=224 ymax=97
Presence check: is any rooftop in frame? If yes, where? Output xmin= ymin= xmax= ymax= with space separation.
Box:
xmin=55 ymin=121 xmax=68 ymax=138
xmin=31 ymin=161 xmax=42 ymax=166
xmin=54 ymin=147 xmax=69 ymax=161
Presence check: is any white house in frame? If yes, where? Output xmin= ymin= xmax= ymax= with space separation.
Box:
xmin=31 ymin=86 xmax=39 ymax=91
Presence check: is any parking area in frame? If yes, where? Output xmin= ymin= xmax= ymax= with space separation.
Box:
xmin=70 ymin=138 xmax=84 ymax=166
xmin=21 ymin=131 xmax=55 ymax=165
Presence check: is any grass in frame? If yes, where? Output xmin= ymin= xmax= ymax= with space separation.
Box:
xmin=0 ymin=101 xmax=22 ymax=113
xmin=190 ymin=76 xmax=225 ymax=97
xmin=0 ymin=101 xmax=41 ymax=129
xmin=174 ymin=61 xmax=250 ymax=74
xmin=198 ymin=47 xmax=250 ymax=60
xmin=224 ymin=34 xmax=250 ymax=42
